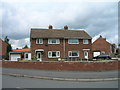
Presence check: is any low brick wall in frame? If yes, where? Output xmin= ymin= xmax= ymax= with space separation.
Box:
xmin=2 ymin=61 xmax=119 ymax=71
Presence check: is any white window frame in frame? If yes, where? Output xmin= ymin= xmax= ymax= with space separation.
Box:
xmin=48 ymin=39 xmax=60 ymax=44
xmin=36 ymin=39 xmax=43 ymax=44
xmin=68 ymin=39 xmax=79 ymax=44
xmin=68 ymin=51 xmax=79 ymax=57
xmin=83 ymin=39 xmax=89 ymax=44
xmin=48 ymin=51 xmax=60 ymax=58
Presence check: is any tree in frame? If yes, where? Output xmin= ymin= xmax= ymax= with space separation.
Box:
xmin=23 ymin=45 xmax=29 ymax=49
xmin=7 ymin=44 xmax=12 ymax=54
xmin=4 ymin=36 xmax=12 ymax=59
xmin=4 ymin=36 xmax=9 ymax=43
xmin=119 ymin=44 xmax=120 ymax=47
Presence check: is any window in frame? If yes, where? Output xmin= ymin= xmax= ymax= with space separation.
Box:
xmin=68 ymin=51 xmax=79 ymax=57
xmin=26 ymin=54 xmax=28 ymax=58
xmin=83 ymin=39 xmax=89 ymax=44
xmin=36 ymin=39 xmax=43 ymax=44
xmin=25 ymin=53 xmax=28 ymax=59
xmin=48 ymin=39 xmax=60 ymax=44
xmin=68 ymin=39 xmax=79 ymax=44
xmin=48 ymin=51 xmax=60 ymax=58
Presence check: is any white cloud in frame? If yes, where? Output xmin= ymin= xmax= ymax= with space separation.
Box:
xmin=2 ymin=0 xmax=119 ymax=3
xmin=1 ymin=1 xmax=118 ymax=49
xmin=10 ymin=38 xmax=30 ymax=49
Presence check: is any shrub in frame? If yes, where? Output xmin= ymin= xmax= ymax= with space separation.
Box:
xmin=31 ymin=56 xmax=37 ymax=61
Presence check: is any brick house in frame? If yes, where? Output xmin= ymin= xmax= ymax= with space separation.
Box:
xmin=92 ymin=35 xmax=116 ymax=57
xmin=0 ymin=38 xmax=8 ymax=60
xmin=30 ymin=25 xmax=92 ymax=61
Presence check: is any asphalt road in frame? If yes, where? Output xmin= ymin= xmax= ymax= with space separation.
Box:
xmin=2 ymin=68 xmax=118 ymax=79
xmin=2 ymin=75 xmax=118 ymax=88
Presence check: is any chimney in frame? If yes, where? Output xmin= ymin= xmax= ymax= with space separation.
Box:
xmin=100 ymin=35 xmax=102 ymax=38
xmin=48 ymin=25 xmax=53 ymax=29
xmin=64 ymin=25 xmax=68 ymax=30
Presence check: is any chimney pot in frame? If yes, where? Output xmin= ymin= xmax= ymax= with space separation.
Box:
xmin=48 ymin=25 xmax=53 ymax=29
xmin=64 ymin=25 xmax=68 ymax=30
xmin=100 ymin=35 xmax=102 ymax=38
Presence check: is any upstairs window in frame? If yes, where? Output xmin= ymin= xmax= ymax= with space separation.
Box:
xmin=83 ymin=39 xmax=89 ymax=44
xmin=68 ymin=39 xmax=79 ymax=44
xmin=48 ymin=51 xmax=60 ymax=58
xmin=36 ymin=39 xmax=43 ymax=44
xmin=68 ymin=51 xmax=79 ymax=57
xmin=48 ymin=39 xmax=60 ymax=44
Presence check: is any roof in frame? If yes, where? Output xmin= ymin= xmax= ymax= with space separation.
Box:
xmin=12 ymin=48 xmax=31 ymax=52
xmin=9 ymin=52 xmax=22 ymax=54
xmin=0 ymin=38 xmax=9 ymax=45
xmin=93 ymin=35 xmax=111 ymax=45
xmin=30 ymin=29 xmax=92 ymax=39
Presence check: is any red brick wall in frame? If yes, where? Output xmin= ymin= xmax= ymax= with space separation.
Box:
xmin=65 ymin=39 xmax=92 ymax=59
xmin=31 ymin=38 xmax=64 ymax=60
xmin=31 ymin=38 xmax=92 ymax=61
xmin=92 ymin=37 xmax=111 ymax=54
xmin=0 ymin=39 xmax=8 ymax=58
xmin=2 ymin=61 xmax=119 ymax=71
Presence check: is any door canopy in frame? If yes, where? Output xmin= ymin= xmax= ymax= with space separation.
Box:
xmin=35 ymin=49 xmax=44 ymax=53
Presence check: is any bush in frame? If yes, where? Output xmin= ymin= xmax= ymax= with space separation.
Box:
xmin=31 ymin=56 xmax=37 ymax=61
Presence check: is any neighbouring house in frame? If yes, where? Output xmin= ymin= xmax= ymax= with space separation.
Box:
xmin=9 ymin=48 xmax=31 ymax=61
xmin=0 ymin=38 xmax=9 ymax=60
xmin=92 ymin=35 xmax=117 ymax=57
xmin=30 ymin=25 xmax=92 ymax=61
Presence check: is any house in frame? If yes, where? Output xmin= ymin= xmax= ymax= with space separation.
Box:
xmin=9 ymin=48 xmax=31 ymax=61
xmin=92 ymin=35 xmax=116 ymax=57
xmin=0 ymin=39 xmax=9 ymax=60
xmin=30 ymin=25 xmax=92 ymax=61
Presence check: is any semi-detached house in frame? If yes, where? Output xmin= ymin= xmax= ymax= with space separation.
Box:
xmin=30 ymin=25 xmax=92 ymax=61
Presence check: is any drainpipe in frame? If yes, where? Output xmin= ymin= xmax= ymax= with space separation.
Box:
xmin=63 ymin=39 xmax=66 ymax=58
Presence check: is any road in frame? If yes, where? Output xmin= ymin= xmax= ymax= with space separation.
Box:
xmin=2 ymin=75 xmax=118 ymax=88
xmin=2 ymin=67 xmax=119 ymax=88
xmin=2 ymin=68 xmax=118 ymax=79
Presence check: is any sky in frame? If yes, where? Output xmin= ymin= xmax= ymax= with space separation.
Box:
xmin=1 ymin=0 xmax=119 ymax=49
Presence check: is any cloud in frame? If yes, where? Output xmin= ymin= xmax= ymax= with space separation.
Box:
xmin=1 ymin=1 xmax=118 ymax=48
xmin=2 ymin=0 xmax=119 ymax=3
xmin=10 ymin=38 xmax=30 ymax=49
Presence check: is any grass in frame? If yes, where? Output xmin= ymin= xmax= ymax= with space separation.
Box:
xmin=96 ymin=59 xmax=109 ymax=61
xmin=20 ymin=59 xmax=29 ymax=61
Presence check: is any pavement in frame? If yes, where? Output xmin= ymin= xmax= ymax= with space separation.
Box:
xmin=2 ymin=67 xmax=119 ymax=82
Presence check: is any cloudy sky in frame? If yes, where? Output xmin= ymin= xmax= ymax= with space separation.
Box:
xmin=1 ymin=0 xmax=119 ymax=49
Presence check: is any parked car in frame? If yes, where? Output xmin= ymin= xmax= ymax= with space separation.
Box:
xmin=93 ymin=54 xmax=111 ymax=59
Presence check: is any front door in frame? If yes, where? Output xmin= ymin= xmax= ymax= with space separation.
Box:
xmin=84 ymin=51 xmax=88 ymax=59
xmin=37 ymin=52 xmax=42 ymax=61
